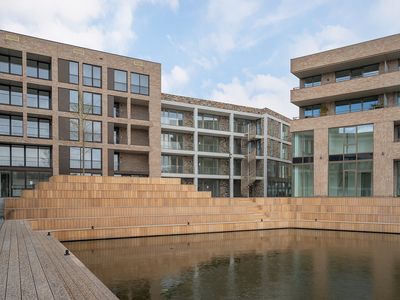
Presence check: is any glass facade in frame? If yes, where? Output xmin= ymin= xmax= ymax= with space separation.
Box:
xmin=161 ymin=132 xmax=183 ymax=150
xmin=198 ymin=114 xmax=219 ymax=130
xmin=161 ymin=155 xmax=183 ymax=173
xmin=198 ymin=179 xmax=219 ymax=197
xmin=328 ymin=124 xmax=373 ymax=197
xmin=161 ymin=108 xmax=184 ymax=126
xmin=292 ymin=131 xmax=314 ymax=197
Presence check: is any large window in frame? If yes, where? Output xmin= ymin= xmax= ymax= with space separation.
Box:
xmin=304 ymin=75 xmax=321 ymax=87
xmin=234 ymin=118 xmax=251 ymax=133
xmin=0 ymin=115 xmax=23 ymax=137
xmin=114 ymin=153 xmax=119 ymax=171
xmin=27 ymin=88 xmax=51 ymax=109
xmin=292 ymin=131 xmax=314 ymax=197
xmin=161 ymin=108 xmax=184 ymax=126
xmin=114 ymin=70 xmax=127 ymax=92
xmin=0 ymin=144 xmax=51 ymax=168
xmin=83 ymin=92 xmax=102 ymax=115
xmin=83 ymin=64 xmax=101 ymax=87
xmin=328 ymin=124 xmax=373 ymax=197
xmin=0 ymin=84 xmax=23 ymax=106
xmin=198 ymin=157 xmax=219 ymax=175
xmin=161 ymin=132 xmax=183 ymax=150
xmin=70 ymin=147 xmax=101 ymax=169
xmin=83 ymin=120 xmax=102 ymax=142
xmin=305 ymin=105 xmax=320 ymax=118
xmin=335 ymin=96 xmax=379 ymax=114
xmin=256 ymin=119 xmax=262 ymax=135
xmin=282 ymin=143 xmax=289 ymax=160
xmin=69 ymin=90 xmax=79 ymax=112
xmin=27 ymin=117 xmax=51 ymax=139
xmin=27 ymin=58 xmax=51 ymax=80
xmin=198 ymin=136 xmax=219 ymax=152
xmin=69 ymin=61 xmax=79 ymax=84
xmin=198 ymin=179 xmax=219 ymax=197
xmin=0 ymin=171 xmax=52 ymax=197
xmin=0 ymin=50 xmax=22 ymax=75
xmin=198 ymin=114 xmax=220 ymax=130
xmin=131 ymin=72 xmax=149 ymax=95
xmin=282 ymin=124 xmax=289 ymax=141
xmin=336 ymin=64 xmax=379 ymax=82
xmin=69 ymin=119 xmax=79 ymax=141
xmin=161 ymin=155 xmax=183 ymax=173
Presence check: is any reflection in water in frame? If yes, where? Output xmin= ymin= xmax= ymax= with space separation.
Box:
xmin=64 ymin=229 xmax=400 ymax=300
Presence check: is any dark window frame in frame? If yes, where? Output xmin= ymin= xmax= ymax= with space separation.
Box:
xmin=0 ymin=84 xmax=23 ymax=106
xmin=69 ymin=147 xmax=102 ymax=170
xmin=0 ymin=52 xmax=22 ymax=76
xmin=82 ymin=91 xmax=102 ymax=115
xmin=304 ymin=75 xmax=321 ymax=88
xmin=27 ymin=59 xmax=51 ymax=80
xmin=0 ymin=144 xmax=52 ymax=168
xmin=27 ymin=117 xmax=51 ymax=139
xmin=130 ymin=72 xmax=149 ymax=95
xmin=0 ymin=114 xmax=23 ymax=137
xmin=83 ymin=120 xmax=102 ymax=143
xmin=114 ymin=69 xmax=127 ymax=92
xmin=336 ymin=64 xmax=379 ymax=82
xmin=27 ymin=88 xmax=51 ymax=110
xmin=69 ymin=61 xmax=79 ymax=84
xmin=83 ymin=64 xmax=101 ymax=88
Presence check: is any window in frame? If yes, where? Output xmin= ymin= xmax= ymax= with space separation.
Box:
xmin=282 ymin=143 xmax=289 ymax=160
xmin=282 ymin=124 xmax=289 ymax=141
xmin=131 ymin=72 xmax=149 ymax=95
xmin=83 ymin=92 xmax=102 ymax=115
xmin=0 ymin=170 xmax=52 ymax=197
xmin=256 ymin=119 xmax=262 ymax=135
xmin=198 ymin=114 xmax=220 ymax=130
xmin=304 ymin=75 xmax=321 ymax=87
xmin=69 ymin=119 xmax=79 ymax=141
xmin=198 ymin=157 xmax=219 ymax=175
xmin=198 ymin=179 xmax=219 ymax=197
xmin=234 ymin=159 xmax=241 ymax=175
xmin=234 ymin=139 xmax=242 ymax=154
xmin=27 ymin=117 xmax=51 ymax=139
xmin=335 ymin=96 xmax=379 ymax=114
xmin=0 ymin=144 xmax=51 ymax=168
xmin=278 ymin=123 xmax=281 ymax=139
xmin=292 ymin=131 xmax=314 ymax=197
xmin=69 ymin=90 xmax=79 ymax=112
xmin=0 ymin=84 xmax=22 ymax=106
xmin=304 ymin=105 xmax=320 ymax=118
xmin=83 ymin=120 xmax=102 ymax=142
xmin=161 ymin=108 xmax=184 ymax=126
xmin=234 ymin=118 xmax=251 ymax=133
xmin=256 ymin=140 xmax=262 ymax=156
xmin=161 ymin=132 xmax=183 ymax=150
xmin=70 ymin=147 xmax=101 ymax=169
xmin=270 ymin=140 xmax=273 ymax=157
xmin=69 ymin=61 xmax=79 ymax=84
xmin=114 ymin=153 xmax=119 ymax=171
xmin=198 ymin=136 xmax=219 ymax=152
xmin=328 ymin=125 xmax=373 ymax=197
xmin=27 ymin=88 xmax=50 ymax=109
xmin=269 ymin=119 xmax=274 ymax=136
xmin=0 ymin=115 xmax=23 ymax=136
xmin=161 ymin=155 xmax=183 ymax=173
xmin=114 ymin=70 xmax=127 ymax=92
xmin=27 ymin=59 xmax=51 ymax=80
xmin=0 ymin=50 xmax=22 ymax=75
xmin=83 ymin=64 xmax=101 ymax=87
xmin=336 ymin=64 xmax=379 ymax=82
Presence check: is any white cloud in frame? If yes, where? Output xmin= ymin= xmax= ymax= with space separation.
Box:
xmin=255 ymin=0 xmax=325 ymax=27
xmin=192 ymin=56 xmax=217 ymax=69
xmin=290 ymin=25 xmax=360 ymax=58
xmin=0 ymin=0 xmax=179 ymax=55
xmin=369 ymin=0 xmax=400 ymax=33
xmin=162 ymin=66 xmax=191 ymax=93
xmin=209 ymin=73 xmax=298 ymax=118
xmin=202 ymin=79 xmax=213 ymax=89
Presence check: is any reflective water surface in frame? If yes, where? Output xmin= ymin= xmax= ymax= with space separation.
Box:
xmin=64 ymin=229 xmax=400 ymax=300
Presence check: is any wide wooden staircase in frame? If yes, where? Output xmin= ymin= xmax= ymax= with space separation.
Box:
xmin=5 ymin=175 xmax=275 ymax=241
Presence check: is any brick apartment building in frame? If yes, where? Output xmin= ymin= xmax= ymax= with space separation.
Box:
xmin=290 ymin=33 xmax=400 ymax=197
xmin=0 ymin=30 xmax=291 ymax=198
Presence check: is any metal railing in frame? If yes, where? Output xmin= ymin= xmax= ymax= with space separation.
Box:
xmin=161 ymin=141 xmax=184 ymax=150
xmin=114 ymin=108 xmax=128 ymax=118
xmin=198 ymin=167 xmax=221 ymax=175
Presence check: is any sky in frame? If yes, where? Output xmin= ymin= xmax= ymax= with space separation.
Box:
xmin=1 ymin=0 xmax=400 ymax=118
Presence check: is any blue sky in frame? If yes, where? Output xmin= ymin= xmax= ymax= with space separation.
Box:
xmin=1 ymin=0 xmax=399 ymax=118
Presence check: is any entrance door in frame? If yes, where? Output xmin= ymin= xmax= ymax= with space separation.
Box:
xmin=0 ymin=171 xmax=10 ymax=197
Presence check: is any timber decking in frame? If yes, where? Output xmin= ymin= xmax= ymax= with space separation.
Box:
xmin=0 ymin=220 xmax=117 ymax=300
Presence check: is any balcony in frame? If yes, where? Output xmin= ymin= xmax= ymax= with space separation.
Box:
xmin=291 ymin=71 xmax=400 ymax=105
xmin=161 ymin=141 xmax=184 ymax=150
xmin=198 ymin=144 xmax=220 ymax=153
xmin=114 ymin=108 xmax=127 ymax=118
xmin=114 ymin=134 xmax=127 ymax=145
xmin=198 ymin=167 xmax=221 ymax=175
xmin=161 ymin=165 xmax=184 ymax=174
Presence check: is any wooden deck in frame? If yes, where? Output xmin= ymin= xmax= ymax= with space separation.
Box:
xmin=0 ymin=220 xmax=117 ymax=300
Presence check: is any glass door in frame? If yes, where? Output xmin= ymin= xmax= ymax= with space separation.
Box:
xmin=0 ymin=171 xmax=10 ymax=197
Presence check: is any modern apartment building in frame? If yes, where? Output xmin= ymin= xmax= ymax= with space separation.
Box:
xmin=290 ymin=33 xmax=400 ymax=197
xmin=0 ymin=29 xmax=291 ymax=197
xmin=160 ymin=94 xmax=291 ymax=197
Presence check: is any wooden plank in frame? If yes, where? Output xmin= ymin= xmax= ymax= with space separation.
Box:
xmin=20 ymin=220 xmax=55 ymax=300
xmin=16 ymin=220 xmax=38 ymax=300
xmin=6 ymin=221 xmax=21 ymax=300
xmin=22 ymin=221 xmax=71 ymax=300
xmin=36 ymin=232 xmax=97 ymax=300
xmin=0 ymin=221 xmax=10 ymax=299
xmin=50 ymin=236 xmax=117 ymax=300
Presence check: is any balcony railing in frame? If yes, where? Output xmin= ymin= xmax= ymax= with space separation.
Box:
xmin=293 ymin=102 xmax=395 ymax=120
xmin=198 ymin=145 xmax=220 ymax=153
xmin=161 ymin=165 xmax=184 ymax=173
xmin=161 ymin=141 xmax=184 ymax=150
xmin=198 ymin=167 xmax=221 ymax=175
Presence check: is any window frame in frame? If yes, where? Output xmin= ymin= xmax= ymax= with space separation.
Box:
xmin=82 ymin=91 xmax=102 ymax=115
xmin=161 ymin=108 xmax=184 ymax=126
xmin=83 ymin=120 xmax=102 ymax=143
xmin=27 ymin=117 xmax=51 ymax=139
xmin=27 ymin=88 xmax=51 ymax=110
xmin=114 ymin=69 xmax=127 ymax=92
xmin=69 ymin=61 xmax=79 ymax=84
xmin=0 ymin=84 xmax=23 ymax=106
xmin=130 ymin=72 xmax=149 ymax=95
xmin=161 ymin=155 xmax=184 ymax=173
xmin=0 ymin=144 xmax=51 ymax=168
xmin=0 ymin=114 xmax=23 ymax=137
xmin=83 ymin=64 xmax=101 ymax=88
xmin=198 ymin=113 xmax=220 ymax=130
xmin=335 ymin=64 xmax=379 ymax=82
xmin=198 ymin=135 xmax=220 ymax=153
xmin=69 ymin=147 xmax=102 ymax=170
xmin=0 ymin=51 xmax=22 ymax=76
xmin=27 ymin=59 xmax=51 ymax=80
xmin=304 ymin=75 xmax=321 ymax=88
